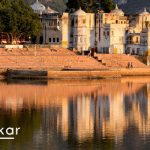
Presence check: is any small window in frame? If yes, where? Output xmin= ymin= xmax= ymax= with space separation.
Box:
xmin=83 ymin=19 xmax=86 ymax=24
xmin=71 ymin=20 xmax=74 ymax=26
xmin=107 ymin=31 xmax=109 ymax=36
xmin=49 ymin=38 xmax=51 ymax=43
xmin=53 ymin=38 xmax=55 ymax=43
xmin=57 ymin=38 xmax=59 ymax=43
xmin=136 ymin=37 xmax=139 ymax=43
xmin=76 ymin=19 xmax=78 ymax=24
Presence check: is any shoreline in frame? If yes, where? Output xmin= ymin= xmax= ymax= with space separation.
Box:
xmin=1 ymin=68 xmax=150 ymax=80
xmin=47 ymin=68 xmax=150 ymax=79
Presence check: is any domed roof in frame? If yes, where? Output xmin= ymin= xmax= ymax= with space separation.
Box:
xmin=139 ymin=8 xmax=149 ymax=15
xmin=111 ymin=4 xmax=124 ymax=16
xmin=44 ymin=6 xmax=59 ymax=14
xmin=30 ymin=0 xmax=46 ymax=15
xmin=74 ymin=7 xmax=86 ymax=16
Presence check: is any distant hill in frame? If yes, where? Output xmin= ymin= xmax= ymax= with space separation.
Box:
xmin=25 ymin=0 xmax=67 ymax=12
xmin=25 ymin=0 xmax=150 ymax=15
xmin=114 ymin=0 xmax=150 ymax=14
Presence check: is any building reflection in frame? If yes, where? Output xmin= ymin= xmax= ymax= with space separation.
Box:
xmin=0 ymin=79 xmax=149 ymax=144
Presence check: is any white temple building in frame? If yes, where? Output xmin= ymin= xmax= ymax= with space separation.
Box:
xmin=126 ymin=8 xmax=150 ymax=55
xmin=30 ymin=0 xmax=150 ymax=55
xmin=96 ymin=5 xmax=129 ymax=54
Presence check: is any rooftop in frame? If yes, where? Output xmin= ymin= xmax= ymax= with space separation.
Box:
xmin=73 ymin=7 xmax=86 ymax=16
xmin=30 ymin=0 xmax=46 ymax=15
xmin=111 ymin=4 xmax=124 ymax=16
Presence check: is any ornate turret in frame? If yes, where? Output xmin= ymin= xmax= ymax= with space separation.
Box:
xmin=110 ymin=4 xmax=124 ymax=16
xmin=30 ymin=0 xmax=46 ymax=15
xmin=74 ymin=7 xmax=86 ymax=16
xmin=139 ymin=7 xmax=149 ymax=15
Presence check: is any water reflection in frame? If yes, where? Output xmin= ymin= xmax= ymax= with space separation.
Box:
xmin=0 ymin=78 xmax=150 ymax=149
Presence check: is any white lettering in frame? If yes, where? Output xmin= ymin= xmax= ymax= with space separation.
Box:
xmin=0 ymin=127 xmax=21 ymax=138
xmin=15 ymin=128 xmax=20 ymax=135
xmin=0 ymin=128 xmax=4 ymax=135
xmin=6 ymin=127 xmax=14 ymax=135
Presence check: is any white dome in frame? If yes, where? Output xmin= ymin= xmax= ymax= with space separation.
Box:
xmin=44 ymin=6 xmax=59 ymax=14
xmin=30 ymin=0 xmax=46 ymax=15
xmin=74 ymin=7 xmax=86 ymax=16
xmin=140 ymin=8 xmax=149 ymax=15
xmin=111 ymin=4 xmax=124 ymax=16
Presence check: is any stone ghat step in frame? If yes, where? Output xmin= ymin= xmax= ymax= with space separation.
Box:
xmin=94 ymin=54 xmax=146 ymax=68
xmin=0 ymin=48 xmax=76 ymax=56
xmin=0 ymin=55 xmax=107 ymax=69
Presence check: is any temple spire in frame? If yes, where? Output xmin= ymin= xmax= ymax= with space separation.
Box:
xmin=144 ymin=7 xmax=147 ymax=12
xmin=115 ymin=4 xmax=118 ymax=9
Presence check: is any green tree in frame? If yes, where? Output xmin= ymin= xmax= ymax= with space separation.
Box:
xmin=100 ymin=0 xmax=115 ymax=13
xmin=0 ymin=0 xmax=42 ymax=44
xmin=66 ymin=0 xmax=80 ymax=10
xmin=66 ymin=0 xmax=95 ymax=12
xmin=66 ymin=0 xmax=115 ymax=13
xmin=79 ymin=0 xmax=95 ymax=13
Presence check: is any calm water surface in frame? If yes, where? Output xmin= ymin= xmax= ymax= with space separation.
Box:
xmin=0 ymin=78 xmax=150 ymax=150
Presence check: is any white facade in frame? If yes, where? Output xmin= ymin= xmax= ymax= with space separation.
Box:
xmin=30 ymin=1 xmax=150 ymax=55
xmin=96 ymin=5 xmax=129 ymax=54
xmin=69 ymin=8 xmax=95 ymax=53
xmin=126 ymin=8 xmax=150 ymax=55
xmin=61 ymin=13 xmax=70 ymax=48
xmin=140 ymin=27 xmax=150 ymax=55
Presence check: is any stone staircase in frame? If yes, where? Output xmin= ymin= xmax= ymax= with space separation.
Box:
xmin=94 ymin=54 xmax=147 ymax=68
xmin=0 ymin=48 xmax=146 ymax=70
xmin=0 ymin=48 xmax=107 ymax=70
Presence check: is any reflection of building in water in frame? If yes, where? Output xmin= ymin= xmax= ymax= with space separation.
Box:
xmin=5 ymin=98 xmax=23 ymax=112
xmin=46 ymin=96 xmax=94 ymax=141
xmin=58 ymin=82 xmax=150 ymax=142
xmin=138 ymin=83 xmax=150 ymax=134
xmin=100 ymin=93 xmax=127 ymax=140
xmin=0 ymin=81 xmax=150 ymax=143
xmin=46 ymin=83 xmax=148 ymax=142
xmin=75 ymin=96 xmax=94 ymax=140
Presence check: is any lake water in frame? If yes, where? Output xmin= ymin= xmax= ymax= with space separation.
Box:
xmin=0 ymin=78 xmax=150 ymax=150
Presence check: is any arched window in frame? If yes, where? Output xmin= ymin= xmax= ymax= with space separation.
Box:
xmin=71 ymin=20 xmax=74 ymax=26
xmin=107 ymin=31 xmax=110 ymax=36
xmin=83 ymin=19 xmax=86 ymax=24
xmin=76 ymin=18 xmax=78 ymax=24
xmin=136 ymin=37 xmax=139 ymax=43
